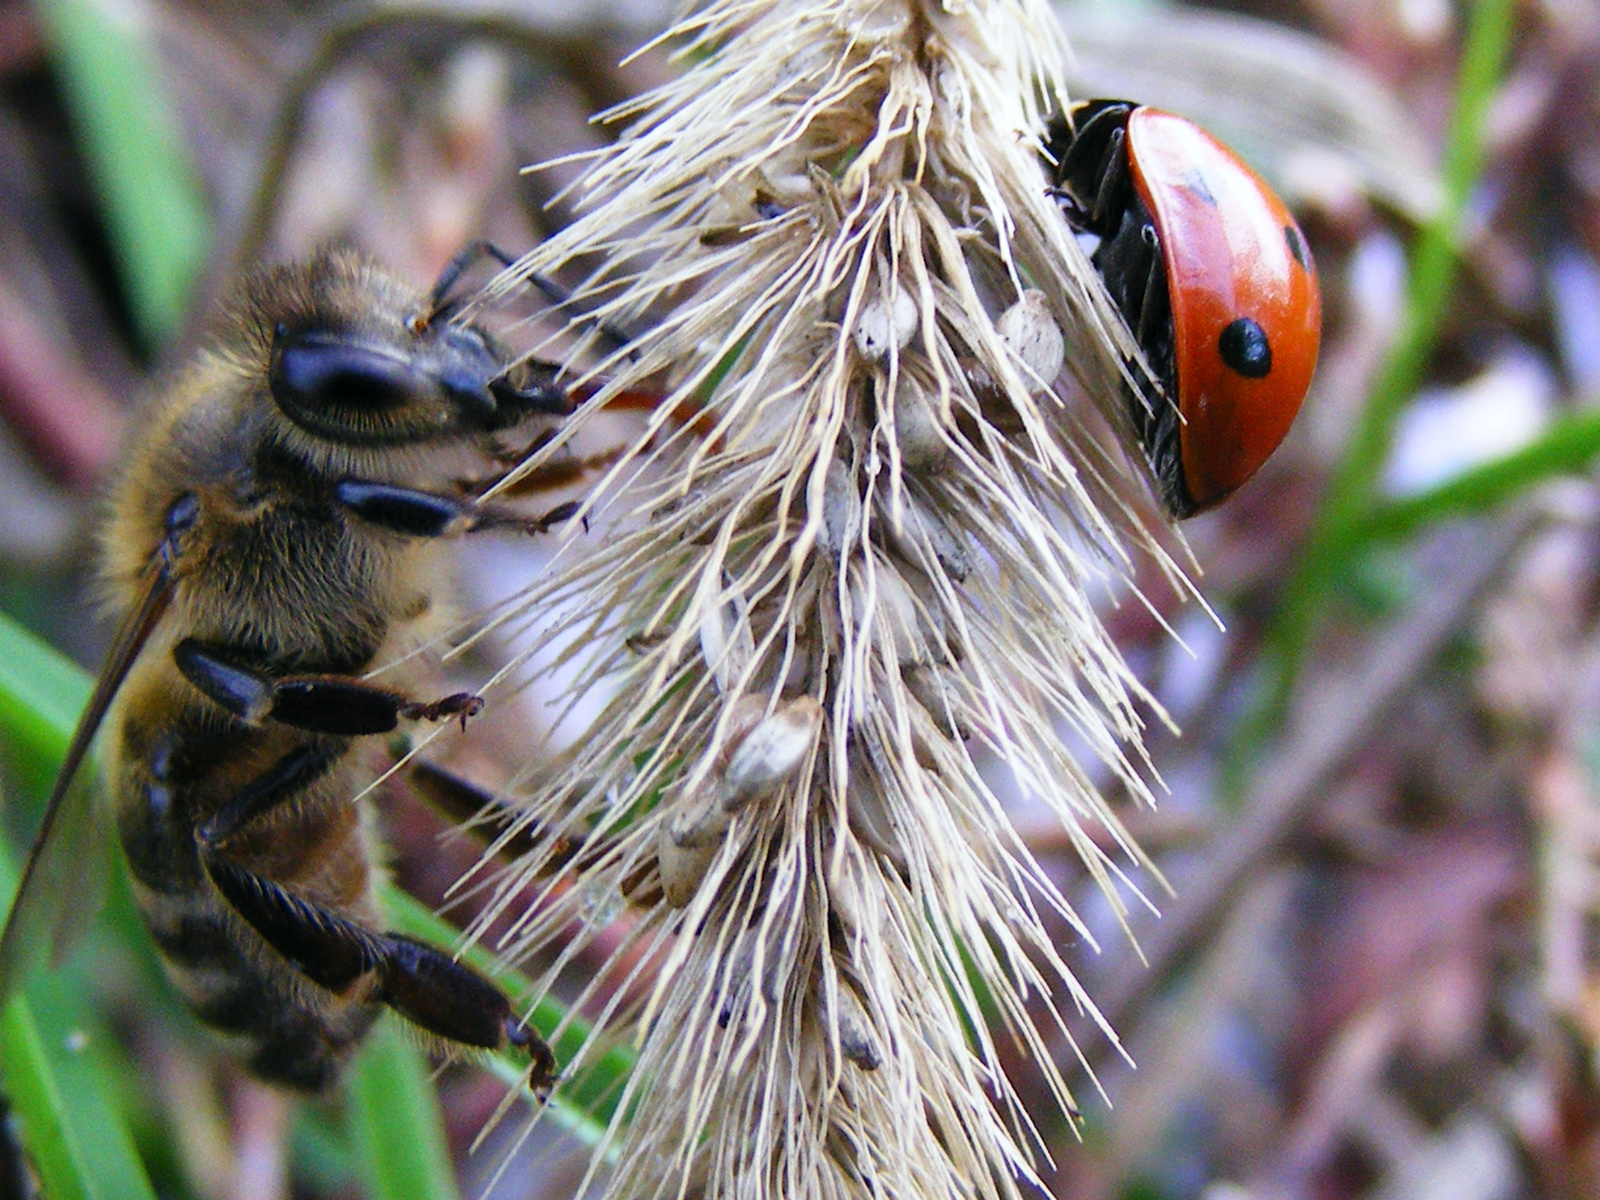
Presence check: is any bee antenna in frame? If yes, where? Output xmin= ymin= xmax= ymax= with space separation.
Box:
xmin=522 ymin=271 xmax=641 ymax=360
xmin=425 ymin=241 xmax=639 ymax=358
xmin=425 ymin=240 xmax=521 ymax=323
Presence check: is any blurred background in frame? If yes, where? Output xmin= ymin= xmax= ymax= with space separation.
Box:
xmin=0 ymin=1 xmax=1598 ymax=1198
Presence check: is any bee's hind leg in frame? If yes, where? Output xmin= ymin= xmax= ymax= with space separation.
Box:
xmin=377 ymin=933 xmax=557 ymax=1089
xmin=405 ymin=759 xmax=591 ymax=869
xmin=203 ymin=854 xmax=555 ymax=1084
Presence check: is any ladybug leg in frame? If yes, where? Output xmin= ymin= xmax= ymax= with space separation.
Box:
xmin=1085 ymin=125 xmax=1131 ymax=232
xmin=1091 ymin=205 xmax=1183 ymax=501
xmin=1115 ymin=224 xmax=1175 ymax=414
xmin=1093 ymin=202 xmax=1174 ymax=384
xmin=1130 ymin=225 xmax=1170 ymax=348
xmin=1093 ymin=209 xmax=1159 ymax=340
xmin=1046 ymin=102 xmax=1136 ymax=238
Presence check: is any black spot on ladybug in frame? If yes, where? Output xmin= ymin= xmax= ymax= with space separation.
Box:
xmin=1219 ymin=318 xmax=1272 ymax=379
xmin=1284 ymin=225 xmax=1309 ymax=271
xmin=1179 ymin=169 xmax=1217 ymax=208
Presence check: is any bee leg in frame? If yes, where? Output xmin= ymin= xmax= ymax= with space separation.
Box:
xmin=377 ymin=934 xmax=558 ymax=1088
xmin=332 ymin=479 xmax=580 ymax=540
xmin=406 ymin=759 xmax=590 ymax=868
xmin=455 ymin=444 xmax=628 ymax=500
xmin=405 ymin=759 xmax=656 ymax=900
xmin=174 ymin=638 xmax=483 ymax=737
xmin=205 ymin=856 xmax=384 ymax=994
xmin=487 ymin=360 xmax=582 ymax=417
xmin=198 ymin=743 xmax=343 ymax=847
xmin=206 ymin=857 xmax=557 ymax=1085
xmin=427 ymin=240 xmax=518 ymax=314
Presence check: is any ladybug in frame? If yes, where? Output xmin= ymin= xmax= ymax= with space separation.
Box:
xmin=1045 ymin=100 xmax=1321 ymax=517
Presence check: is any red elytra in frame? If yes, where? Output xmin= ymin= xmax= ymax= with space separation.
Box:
xmin=1126 ymin=108 xmax=1321 ymax=511
xmin=1046 ymin=101 xmax=1321 ymax=516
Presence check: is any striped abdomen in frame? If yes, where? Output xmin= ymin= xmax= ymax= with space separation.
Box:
xmin=113 ymin=685 xmax=384 ymax=1092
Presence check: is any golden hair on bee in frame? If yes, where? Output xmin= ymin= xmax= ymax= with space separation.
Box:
xmin=0 ymin=245 xmax=579 ymax=1091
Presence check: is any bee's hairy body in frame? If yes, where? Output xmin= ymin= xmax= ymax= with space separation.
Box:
xmin=58 ymin=248 xmax=572 ymax=1091
xmin=106 ymin=459 xmax=427 ymax=1087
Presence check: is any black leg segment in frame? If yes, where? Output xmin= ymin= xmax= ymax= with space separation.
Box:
xmin=378 ymin=934 xmax=557 ymax=1087
xmin=205 ymin=856 xmax=383 ymax=993
xmin=488 ymin=359 xmax=582 ymax=416
xmin=199 ymin=742 xmax=344 ymax=847
xmin=174 ymin=638 xmax=484 ymax=735
xmin=335 ymin=480 xmax=473 ymax=538
xmin=335 ymin=478 xmax=581 ymax=541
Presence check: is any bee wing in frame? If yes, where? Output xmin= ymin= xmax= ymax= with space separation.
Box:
xmin=0 ymin=559 xmax=175 ymax=1002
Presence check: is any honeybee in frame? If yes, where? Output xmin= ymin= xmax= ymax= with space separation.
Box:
xmin=0 ymin=246 xmax=575 ymax=1091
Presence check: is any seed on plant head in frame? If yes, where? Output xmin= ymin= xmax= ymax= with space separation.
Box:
xmin=719 ymin=696 xmax=823 ymax=811
xmin=905 ymin=690 xmax=958 ymax=769
xmin=717 ymin=926 xmax=758 ymax=1028
xmin=699 ymin=576 xmax=756 ymax=695
xmin=902 ymin=662 xmax=969 ymax=740
xmin=830 ymin=975 xmax=881 ymax=1071
xmin=854 ymin=282 xmax=918 ymax=360
xmin=826 ymin=850 xmax=876 ymax=942
xmin=719 ymin=924 xmax=785 ymax=1027
xmin=846 ymin=756 xmax=908 ymax=874
xmin=825 ymin=1121 xmax=879 ymax=1191
xmin=895 ymin=559 xmax=954 ymax=656
xmin=667 ymin=780 xmax=732 ymax=851
xmin=890 ymin=372 xmax=951 ymax=467
xmin=657 ymin=820 xmax=721 ymax=908
xmin=848 ymin=562 xmax=932 ymax=668
xmin=997 ymin=289 xmax=1065 ymax=393
xmin=881 ymin=488 xmax=971 ymax=582
xmin=816 ymin=456 xmax=863 ymax=561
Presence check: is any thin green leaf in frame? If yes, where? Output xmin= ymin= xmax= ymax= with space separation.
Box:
xmin=349 ymin=1023 xmax=462 ymax=1200
xmin=0 ymin=997 xmax=97 ymax=1200
xmin=29 ymin=0 xmax=210 ymax=345
xmin=1229 ymin=0 xmax=1518 ymax=776
xmin=1354 ymin=406 xmax=1600 ymax=545
xmin=0 ymin=612 xmax=93 ymax=793
xmin=0 ymin=831 xmax=156 ymax=1200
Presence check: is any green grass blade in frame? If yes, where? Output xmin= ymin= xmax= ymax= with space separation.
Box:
xmin=5 ymin=972 xmax=160 ymax=1200
xmin=350 ymin=1024 xmax=462 ymax=1200
xmin=0 ymin=815 xmax=156 ymax=1200
xmin=0 ymin=613 xmax=95 ymax=793
xmin=1355 ymin=406 xmax=1600 ymax=545
xmin=29 ymin=0 xmax=211 ymax=345
xmin=0 ymin=996 xmax=97 ymax=1200
xmin=1227 ymin=0 xmax=1518 ymax=777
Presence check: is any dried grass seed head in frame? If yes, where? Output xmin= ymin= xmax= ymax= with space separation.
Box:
xmin=465 ymin=2 xmax=1196 ymax=1197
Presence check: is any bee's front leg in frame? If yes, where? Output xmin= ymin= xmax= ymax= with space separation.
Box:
xmin=173 ymin=638 xmax=483 ymax=736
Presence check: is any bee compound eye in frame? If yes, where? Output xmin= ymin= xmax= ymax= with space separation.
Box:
xmin=271 ymin=334 xmax=418 ymax=414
